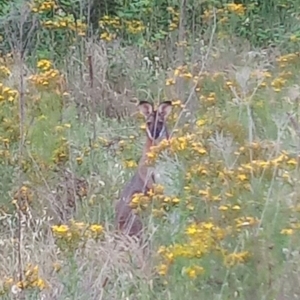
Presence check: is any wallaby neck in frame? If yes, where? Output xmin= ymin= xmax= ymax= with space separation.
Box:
xmin=139 ymin=137 xmax=156 ymax=167
xmin=138 ymin=136 xmax=157 ymax=189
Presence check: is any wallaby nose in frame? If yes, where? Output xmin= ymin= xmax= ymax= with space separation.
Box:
xmin=150 ymin=123 xmax=164 ymax=139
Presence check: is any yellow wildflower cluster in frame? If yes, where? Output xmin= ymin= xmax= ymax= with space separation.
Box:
xmin=199 ymin=92 xmax=217 ymax=106
xmin=290 ymin=35 xmax=300 ymax=42
xmin=166 ymin=7 xmax=180 ymax=31
xmin=223 ymin=250 xmax=250 ymax=267
xmin=52 ymin=221 xmax=104 ymax=245
xmin=0 ymin=83 xmax=18 ymax=102
xmin=156 ymin=222 xmax=225 ymax=277
xmin=123 ymin=159 xmax=138 ymax=169
xmin=52 ymin=138 xmax=69 ymax=164
xmin=202 ymin=3 xmax=245 ymax=25
xmin=202 ymin=8 xmax=225 ymax=23
xmin=12 ymin=185 xmax=34 ymax=213
xmin=185 ymin=150 xmax=297 ymax=205
xmin=37 ymin=59 xmax=52 ymax=71
xmin=99 ymin=16 xmax=146 ymax=41
xmin=276 ymin=52 xmax=300 ymax=68
xmin=130 ymin=184 xmax=180 ymax=213
xmin=2 ymin=264 xmax=47 ymax=294
xmin=99 ymin=15 xmax=122 ymax=30
xmin=157 ymin=218 xmax=255 ymax=277
xmin=226 ymin=3 xmax=246 ymax=15
xmin=75 ymin=143 xmax=94 ymax=166
xmin=165 ymin=59 xmax=294 ymax=99
xmin=235 ymin=216 xmax=259 ymax=229
xmin=42 ymin=18 xmax=87 ymax=36
xmin=280 ymin=222 xmax=300 ymax=235
xmin=32 ymin=2 xmax=88 ymax=35
xmin=166 ymin=65 xmax=195 ymax=86
xmin=28 ymin=59 xmax=62 ymax=90
xmin=281 ymin=228 xmax=294 ymax=235
xmin=99 ymin=15 xmax=121 ymax=41
xmin=183 ymin=265 xmax=205 ymax=279
xmin=146 ymin=133 xmax=207 ymax=164
xmin=165 ymin=66 xmax=233 ymax=97
xmin=99 ymin=7 xmax=179 ymax=42
xmin=0 ymin=65 xmax=11 ymax=78
xmin=280 ymin=214 xmax=300 ymax=235
xmin=31 ymin=0 xmax=57 ymax=13
xmin=0 ymin=113 xmax=20 ymax=144
xmin=271 ymin=77 xmax=287 ymax=92
xmin=125 ymin=20 xmax=146 ymax=35
xmin=0 ymin=148 xmax=10 ymax=162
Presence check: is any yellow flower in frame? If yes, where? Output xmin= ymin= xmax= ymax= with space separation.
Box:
xmin=171 ymin=197 xmax=180 ymax=204
xmin=156 ymin=264 xmax=168 ymax=276
xmin=219 ymin=205 xmax=229 ymax=211
xmin=227 ymin=3 xmax=245 ymax=15
xmin=172 ymin=99 xmax=181 ymax=107
xmin=0 ymin=66 xmax=11 ymax=77
xmin=157 ymin=246 xmax=167 ymax=255
xmin=130 ymin=193 xmax=145 ymax=208
xmin=76 ymin=156 xmax=83 ymax=165
xmin=287 ymin=158 xmax=297 ymax=166
xmin=224 ymin=251 xmax=250 ymax=267
xmin=196 ymin=119 xmax=206 ymax=126
xmin=184 ymin=265 xmax=204 ymax=279
xmin=153 ymin=184 xmax=165 ymax=194
xmin=167 ymin=6 xmax=175 ymax=13
xmin=290 ymin=35 xmax=299 ymax=42
xmin=237 ymin=174 xmax=247 ymax=181
xmin=37 ymin=59 xmax=52 ymax=71
xmin=203 ymin=222 xmax=214 ymax=230
xmin=124 ymin=160 xmax=137 ymax=168
xmin=186 ymin=223 xmax=198 ymax=235
xmin=232 ymin=205 xmax=241 ymax=210
xmin=166 ymin=78 xmax=176 ymax=85
xmin=34 ymin=278 xmax=48 ymax=290
xmin=89 ymin=224 xmax=103 ymax=234
xmin=187 ymin=203 xmax=194 ymax=211
xmin=280 ymin=228 xmax=293 ymax=235
xmin=235 ymin=217 xmax=258 ymax=228
xmin=52 ymin=225 xmax=69 ymax=234
xmin=180 ymin=72 xmax=193 ymax=79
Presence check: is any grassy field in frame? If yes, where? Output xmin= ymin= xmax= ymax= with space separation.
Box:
xmin=1 ymin=5 xmax=300 ymax=299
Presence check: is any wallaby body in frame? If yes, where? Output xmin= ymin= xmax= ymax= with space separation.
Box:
xmin=115 ymin=100 xmax=172 ymax=238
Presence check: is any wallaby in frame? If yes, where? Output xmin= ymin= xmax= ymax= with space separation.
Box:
xmin=115 ymin=100 xmax=173 ymax=239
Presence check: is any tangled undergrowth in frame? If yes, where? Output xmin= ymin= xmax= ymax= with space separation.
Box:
xmin=1 ymin=31 xmax=300 ymax=300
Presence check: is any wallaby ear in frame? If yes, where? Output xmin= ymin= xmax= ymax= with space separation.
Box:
xmin=138 ymin=101 xmax=153 ymax=118
xmin=157 ymin=101 xmax=172 ymax=119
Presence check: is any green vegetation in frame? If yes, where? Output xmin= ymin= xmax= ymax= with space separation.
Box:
xmin=1 ymin=0 xmax=300 ymax=299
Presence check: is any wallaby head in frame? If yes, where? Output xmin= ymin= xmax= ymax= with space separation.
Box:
xmin=138 ymin=100 xmax=172 ymax=142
